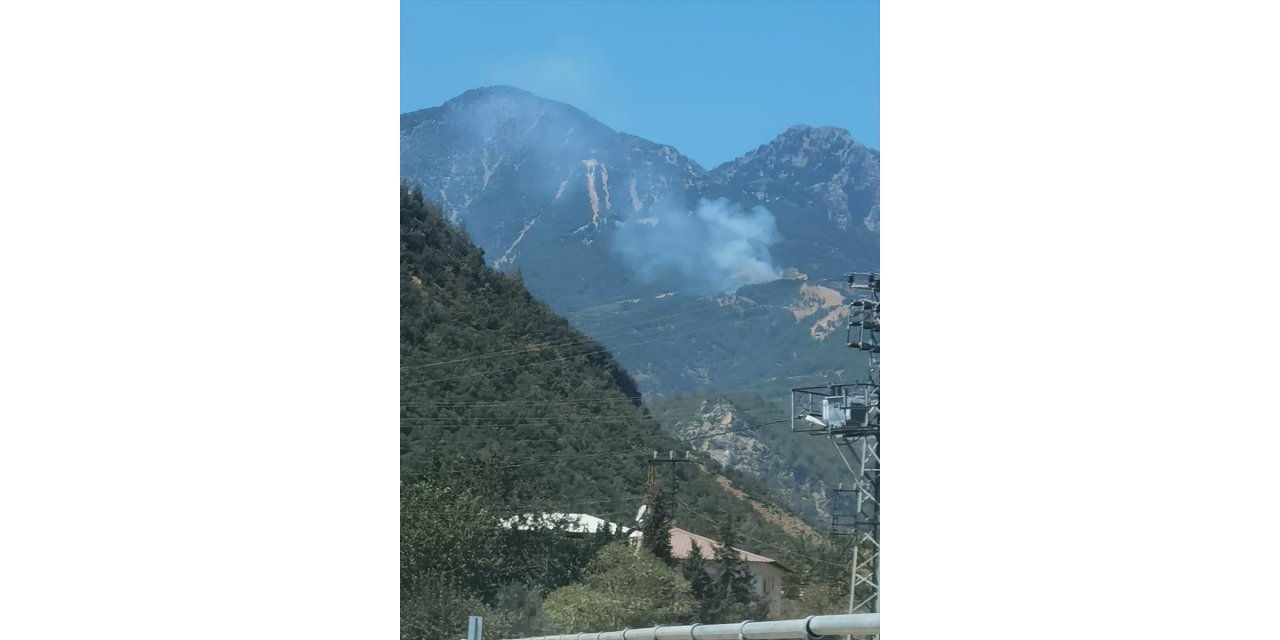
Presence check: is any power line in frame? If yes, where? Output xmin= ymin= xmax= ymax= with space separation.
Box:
xmin=402 ymin=268 xmax=855 ymax=374
xmin=679 ymin=419 xmax=790 ymax=442
xmin=554 ymin=270 xmax=848 ymax=319
xmin=399 ymin=377 xmax=817 ymax=408
xmin=410 ymin=319 xmax=746 ymax=385
xmin=674 ymin=500 xmax=851 ymax=571
xmin=403 ymin=299 xmax=743 ymax=370
xmin=405 ymin=494 xmax=648 ymax=513
xmin=401 ymin=447 xmax=655 ymax=475
xmin=403 ymin=419 xmax=792 ymax=473
xmin=422 ymin=419 xmax=790 ymax=447
xmin=399 ymin=417 xmax=647 ymax=428
xmin=400 ymin=396 xmax=643 ymax=407
xmin=431 ymin=436 xmax=619 ymax=444
xmin=397 ymin=378 xmax=834 ymax=420
xmin=400 ymin=415 xmax=790 ymax=437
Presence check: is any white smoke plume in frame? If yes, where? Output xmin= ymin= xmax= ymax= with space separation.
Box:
xmin=432 ymin=88 xmax=784 ymax=294
xmin=613 ymin=197 xmax=781 ymax=294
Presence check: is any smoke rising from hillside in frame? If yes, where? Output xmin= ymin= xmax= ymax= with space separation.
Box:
xmin=436 ymin=89 xmax=784 ymax=293
xmin=614 ymin=198 xmax=781 ymax=294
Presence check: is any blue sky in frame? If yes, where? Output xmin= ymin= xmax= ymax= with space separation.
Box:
xmin=402 ymin=0 xmax=878 ymax=169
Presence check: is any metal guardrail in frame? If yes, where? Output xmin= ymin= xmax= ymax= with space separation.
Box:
xmin=507 ymin=613 xmax=880 ymax=640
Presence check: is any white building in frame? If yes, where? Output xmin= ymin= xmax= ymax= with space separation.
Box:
xmin=499 ymin=512 xmax=633 ymax=536
xmin=500 ymin=513 xmax=788 ymax=618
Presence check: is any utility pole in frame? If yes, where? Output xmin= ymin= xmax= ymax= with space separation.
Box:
xmin=637 ymin=450 xmax=691 ymax=554
xmin=790 ymin=272 xmax=879 ymax=618
xmin=845 ymin=272 xmax=880 ymax=615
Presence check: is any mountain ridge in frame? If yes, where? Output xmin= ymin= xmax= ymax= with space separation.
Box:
xmin=400 ymin=86 xmax=878 ymax=524
xmin=399 ymin=85 xmax=877 ymax=284
xmin=403 ymin=85 xmax=879 ymax=177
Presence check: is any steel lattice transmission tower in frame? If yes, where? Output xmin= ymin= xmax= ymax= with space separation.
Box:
xmin=790 ymin=272 xmax=879 ymax=615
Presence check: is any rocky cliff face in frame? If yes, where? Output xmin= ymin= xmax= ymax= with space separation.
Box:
xmin=658 ymin=398 xmax=841 ymax=524
xmin=400 ymin=86 xmax=879 ymax=309
xmin=401 ymin=87 xmax=712 ymax=307
xmin=713 ymin=125 xmax=880 ymax=232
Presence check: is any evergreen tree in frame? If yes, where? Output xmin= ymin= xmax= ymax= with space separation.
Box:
xmin=639 ymin=483 xmax=674 ymax=565
xmin=682 ymin=540 xmax=716 ymax=620
xmin=706 ymin=515 xmax=768 ymax=623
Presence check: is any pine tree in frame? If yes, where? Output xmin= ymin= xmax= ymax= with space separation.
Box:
xmin=707 ymin=515 xmax=767 ymax=623
xmin=683 ymin=540 xmax=716 ymax=620
xmin=639 ymin=483 xmax=674 ymax=565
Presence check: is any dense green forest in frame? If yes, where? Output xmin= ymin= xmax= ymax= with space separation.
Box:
xmin=400 ymin=186 xmax=855 ymax=639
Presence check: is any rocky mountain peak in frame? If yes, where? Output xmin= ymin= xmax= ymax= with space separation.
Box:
xmin=454 ymin=84 xmax=537 ymax=100
xmin=782 ymin=123 xmax=855 ymax=143
xmin=400 ymin=86 xmax=879 ymax=306
xmin=713 ymin=124 xmax=876 ymax=181
xmin=709 ymin=123 xmax=879 ymax=236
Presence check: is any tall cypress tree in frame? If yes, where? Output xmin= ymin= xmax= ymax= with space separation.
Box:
xmin=708 ymin=515 xmax=767 ymax=622
xmin=683 ymin=540 xmax=715 ymax=619
xmin=639 ymin=483 xmax=674 ymax=565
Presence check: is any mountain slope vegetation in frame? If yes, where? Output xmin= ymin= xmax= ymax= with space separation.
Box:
xmin=399 ymin=87 xmax=879 ymax=524
xmin=400 ymin=187 xmax=855 ymax=638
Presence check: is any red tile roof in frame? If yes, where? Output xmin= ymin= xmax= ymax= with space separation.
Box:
xmin=668 ymin=526 xmax=777 ymax=564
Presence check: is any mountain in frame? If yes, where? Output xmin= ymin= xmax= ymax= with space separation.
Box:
xmin=401 ymin=185 xmax=839 ymax=549
xmin=707 ymin=125 xmax=880 ymax=276
xmin=399 ymin=188 xmax=854 ymax=637
xmin=400 ymin=86 xmax=878 ymax=309
xmin=401 ymin=87 xmax=692 ymax=308
xmin=645 ymin=393 xmax=854 ymax=525
xmin=400 ymin=86 xmax=878 ymax=526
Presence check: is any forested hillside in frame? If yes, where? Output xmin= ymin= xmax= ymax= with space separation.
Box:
xmin=400 ymin=87 xmax=878 ymax=523
xmin=400 ymin=187 xmax=854 ymax=639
